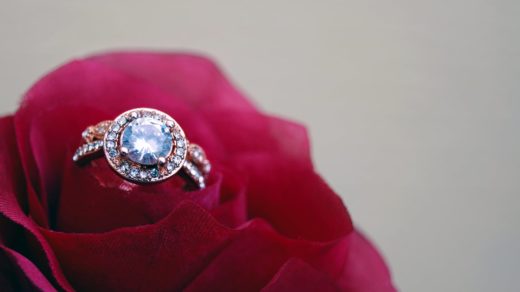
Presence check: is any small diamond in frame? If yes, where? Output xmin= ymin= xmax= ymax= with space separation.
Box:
xmin=130 ymin=112 xmax=139 ymax=119
xmin=130 ymin=167 xmax=139 ymax=177
xmin=82 ymin=129 xmax=90 ymax=139
xmin=150 ymin=168 xmax=159 ymax=178
xmin=176 ymin=148 xmax=184 ymax=156
xmin=202 ymin=163 xmax=211 ymax=173
xmin=166 ymin=163 xmax=174 ymax=172
xmin=106 ymin=141 xmax=115 ymax=149
xmin=119 ymin=162 xmax=129 ymax=173
xmin=192 ymin=147 xmax=202 ymax=158
xmin=190 ymin=166 xmax=202 ymax=179
xmin=107 ymin=132 xmax=117 ymax=140
xmin=111 ymin=124 xmax=120 ymax=132
xmin=108 ymin=149 xmax=118 ymax=158
xmin=173 ymin=156 xmax=182 ymax=165
xmin=173 ymin=130 xmax=181 ymax=138
xmin=176 ymin=139 xmax=185 ymax=148
xmin=95 ymin=124 xmax=107 ymax=133
xmin=117 ymin=117 xmax=127 ymax=125
xmin=192 ymin=153 xmax=203 ymax=163
xmin=139 ymin=170 xmax=148 ymax=179
xmin=166 ymin=120 xmax=175 ymax=127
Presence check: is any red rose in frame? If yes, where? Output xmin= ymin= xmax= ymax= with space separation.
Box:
xmin=0 ymin=52 xmax=395 ymax=291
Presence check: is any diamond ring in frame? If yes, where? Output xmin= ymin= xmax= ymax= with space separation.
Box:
xmin=73 ymin=108 xmax=210 ymax=188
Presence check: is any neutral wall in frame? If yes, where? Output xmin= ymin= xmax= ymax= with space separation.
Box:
xmin=1 ymin=1 xmax=519 ymax=291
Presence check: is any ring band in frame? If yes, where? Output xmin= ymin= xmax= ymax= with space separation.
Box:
xmin=73 ymin=108 xmax=210 ymax=188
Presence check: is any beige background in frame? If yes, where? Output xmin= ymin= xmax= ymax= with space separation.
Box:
xmin=1 ymin=0 xmax=519 ymax=291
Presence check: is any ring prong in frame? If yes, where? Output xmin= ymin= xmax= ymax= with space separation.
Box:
xmin=158 ymin=157 xmax=167 ymax=165
xmin=120 ymin=147 xmax=129 ymax=156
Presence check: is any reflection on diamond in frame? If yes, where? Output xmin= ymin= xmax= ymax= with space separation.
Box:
xmin=130 ymin=168 xmax=139 ymax=177
xmin=150 ymin=168 xmax=159 ymax=178
xmin=173 ymin=156 xmax=182 ymax=165
xmin=121 ymin=117 xmax=173 ymax=165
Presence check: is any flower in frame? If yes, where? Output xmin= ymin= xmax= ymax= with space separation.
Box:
xmin=0 ymin=52 xmax=395 ymax=291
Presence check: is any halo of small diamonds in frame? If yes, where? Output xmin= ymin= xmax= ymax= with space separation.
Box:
xmin=103 ymin=108 xmax=188 ymax=183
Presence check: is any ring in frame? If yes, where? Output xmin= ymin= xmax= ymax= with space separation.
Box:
xmin=72 ymin=108 xmax=211 ymax=188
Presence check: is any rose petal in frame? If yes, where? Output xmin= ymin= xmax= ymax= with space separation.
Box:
xmin=262 ymin=258 xmax=340 ymax=292
xmin=56 ymin=160 xmax=223 ymax=233
xmin=337 ymin=231 xmax=396 ymax=292
xmin=209 ymin=166 xmax=248 ymax=228
xmin=185 ymin=219 xmax=348 ymax=291
xmin=88 ymin=52 xmax=257 ymax=112
xmin=232 ymin=153 xmax=353 ymax=242
xmin=0 ymin=116 xmax=72 ymax=291
xmin=41 ymin=201 xmax=234 ymax=291
xmin=201 ymin=110 xmax=312 ymax=166
xmin=0 ymin=245 xmax=56 ymax=291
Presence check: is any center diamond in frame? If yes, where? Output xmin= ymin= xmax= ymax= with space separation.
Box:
xmin=121 ymin=117 xmax=173 ymax=165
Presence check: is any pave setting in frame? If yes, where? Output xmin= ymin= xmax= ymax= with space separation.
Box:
xmin=103 ymin=108 xmax=187 ymax=183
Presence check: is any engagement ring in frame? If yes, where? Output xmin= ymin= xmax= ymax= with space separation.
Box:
xmin=73 ymin=108 xmax=210 ymax=188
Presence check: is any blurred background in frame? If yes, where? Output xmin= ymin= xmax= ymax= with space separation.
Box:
xmin=1 ymin=1 xmax=519 ymax=291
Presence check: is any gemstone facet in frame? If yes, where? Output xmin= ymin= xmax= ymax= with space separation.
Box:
xmin=121 ymin=117 xmax=173 ymax=165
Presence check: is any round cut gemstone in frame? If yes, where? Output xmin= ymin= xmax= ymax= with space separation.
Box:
xmin=119 ymin=162 xmax=130 ymax=173
xmin=108 ymin=149 xmax=118 ymax=158
xmin=130 ymin=167 xmax=139 ymax=177
xmin=121 ymin=117 xmax=173 ymax=165
xmin=150 ymin=168 xmax=159 ymax=178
